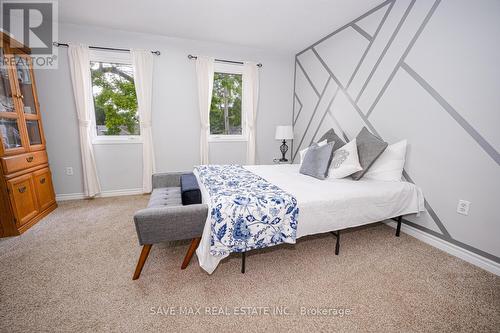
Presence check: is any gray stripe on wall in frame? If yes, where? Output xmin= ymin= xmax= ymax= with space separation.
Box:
xmin=402 ymin=170 xmax=451 ymax=238
xmin=402 ymin=63 xmax=500 ymax=166
xmin=329 ymin=112 xmax=350 ymax=143
xmin=309 ymin=87 xmax=340 ymax=147
xmin=293 ymin=94 xmax=303 ymax=125
xmin=296 ymin=59 xmax=320 ymax=97
xmin=401 ymin=218 xmax=500 ymax=264
xmin=297 ymin=0 xmax=395 ymax=57
xmin=355 ymin=0 xmax=416 ymax=104
xmin=292 ymin=77 xmax=332 ymax=161
xmin=346 ymin=1 xmax=395 ymax=89
xmin=365 ymin=0 xmax=441 ymax=118
xmin=311 ymin=47 xmax=381 ymax=136
xmin=342 ymin=132 xmax=349 ymax=142
xmin=351 ymin=23 xmax=373 ymax=41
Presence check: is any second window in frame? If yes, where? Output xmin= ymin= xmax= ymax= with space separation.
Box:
xmin=210 ymin=64 xmax=244 ymax=139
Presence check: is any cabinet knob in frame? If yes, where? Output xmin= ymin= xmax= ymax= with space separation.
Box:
xmin=18 ymin=186 xmax=26 ymax=193
xmin=40 ymin=178 xmax=46 ymax=184
xmin=26 ymin=156 xmax=34 ymax=162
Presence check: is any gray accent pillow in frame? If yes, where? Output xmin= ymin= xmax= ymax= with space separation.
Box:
xmin=299 ymin=142 xmax=335 ymax=180
xmin=318 ymin=128 xmax=346 ymax=152
xmin=351 ymin=127 xmax=388 ymax=180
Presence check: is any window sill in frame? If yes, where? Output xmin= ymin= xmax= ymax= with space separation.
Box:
xmin=92 ymin=136 xmax=143 ymax=145
xmin=209 ymin=135 xmax=247 ymax=143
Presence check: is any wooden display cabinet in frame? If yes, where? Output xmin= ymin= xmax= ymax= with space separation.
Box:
xmin=0 ymin=32 xmax=57 ymax=237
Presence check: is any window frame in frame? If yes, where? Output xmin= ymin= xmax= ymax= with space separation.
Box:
xmin=89 ymin=50 xmax=142 ymax=145
xmin=208 ymin=62 xmax=247 ymax=143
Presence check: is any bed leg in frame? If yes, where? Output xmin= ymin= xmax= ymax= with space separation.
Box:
xmin=241 ymin=252 xmax=246 ymax=274
xmin=335 ymin=231 xmax=340 ymax=255
xmin=331 ymin=230 xmax=340 ymax=255
xmin=396 ymin=216 xmax=402 ymax=237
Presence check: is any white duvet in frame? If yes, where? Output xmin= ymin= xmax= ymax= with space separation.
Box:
xmin=196 ymin=164 xmax=425 ymax=274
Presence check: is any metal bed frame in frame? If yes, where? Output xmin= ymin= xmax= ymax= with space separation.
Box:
xmin=240 ymin=216 xmax=403 ymax=274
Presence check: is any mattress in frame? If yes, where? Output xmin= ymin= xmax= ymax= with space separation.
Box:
xmin=196 ymin=164 xmax=425 ymax=274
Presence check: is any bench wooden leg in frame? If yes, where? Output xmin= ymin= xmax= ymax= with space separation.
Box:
xmin=181 ymin=237 xmax=201 ymax=270
xmin=133 ymin=244 xmax=152 ymax=280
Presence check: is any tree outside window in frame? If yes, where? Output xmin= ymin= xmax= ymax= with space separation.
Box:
xmin=90 ymin=61 xmax=139 ymax=136
xmin=210 ymin=72 xmax=242 ymax=135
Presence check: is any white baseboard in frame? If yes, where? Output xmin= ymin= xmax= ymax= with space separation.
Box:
xmin=98 ymin=188 xmax=143 ymax=198
xmin=56 ymin=193 xmax=86 ymax=201
xmin=56 ymin=188 xmax=143 ymax=201
xmin=386 ymin=221 xmax=500 ymax=276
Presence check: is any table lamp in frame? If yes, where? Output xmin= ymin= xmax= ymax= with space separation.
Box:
xmin=275 ymin=125 xmax=294 ymax=162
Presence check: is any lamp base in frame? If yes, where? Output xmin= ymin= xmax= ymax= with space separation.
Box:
xmin=279 ymin=140 xmax=289 ymax=162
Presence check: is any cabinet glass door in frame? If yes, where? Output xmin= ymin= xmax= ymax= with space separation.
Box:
xmin=0 ymin=117 xmax=23 ymax=150
xmin=0 ymin=48 xmax=27 ymax=154
xmin=15 ymin=55 xmax=38 ymax=115
xmin=0 ymin=49 xmax=15 ymax=113
xmin=26 ymin=119 xmax=42 ymax=145
xmin=14 ymin=55 xmax=44 ymax=149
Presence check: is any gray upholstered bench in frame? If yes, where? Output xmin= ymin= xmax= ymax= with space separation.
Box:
xmin=132 ymin=172 xmax=208 ymax=280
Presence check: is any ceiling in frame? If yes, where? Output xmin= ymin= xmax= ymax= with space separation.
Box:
xmin=58 ymin=0 xmax=384 ymax=53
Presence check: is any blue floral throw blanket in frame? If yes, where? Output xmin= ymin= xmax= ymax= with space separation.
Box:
xmin=195 ymin=165 xmax=299 ymax=256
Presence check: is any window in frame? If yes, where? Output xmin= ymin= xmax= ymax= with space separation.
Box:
xmin=210 ymin=63 xmax=245 ymax=141
xmin=90 ymin=51 xmax=140 ymax=143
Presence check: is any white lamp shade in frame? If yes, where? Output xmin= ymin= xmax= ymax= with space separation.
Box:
xmin=275 ymin=125 xmax=294 ymax=140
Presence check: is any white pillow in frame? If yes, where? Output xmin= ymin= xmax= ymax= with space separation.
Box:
xmin=362 ymin=140 xmax=407 ymax=181
xmin=329 ymin=139 xmax=362 ymax=178
xmin=299 ymin=140 xmax=327 ymax=164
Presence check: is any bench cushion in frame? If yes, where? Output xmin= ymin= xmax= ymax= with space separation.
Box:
xmin=147 ymin=187 xmax=182 ymax=208
xmin=180 ymin=173 xmax=202 ymax=205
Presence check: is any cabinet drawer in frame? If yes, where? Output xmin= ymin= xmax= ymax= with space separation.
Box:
xmin=1 ymin=150 xmax=48 ymax=174
xmin=6 ymin=174 xmax=39 ymax=226
xmin=32 ymin=168 xmax=56 ymax=211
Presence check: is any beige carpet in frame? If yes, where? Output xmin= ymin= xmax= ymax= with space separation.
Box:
xmin=0 ymin=195 xmax=498 ymax=332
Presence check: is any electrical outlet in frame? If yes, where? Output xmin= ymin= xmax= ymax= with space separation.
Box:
xmin=457 ymin=200 xmax=470 ymax=216
xmin=65 ymin=167 xmax=74 ymax=176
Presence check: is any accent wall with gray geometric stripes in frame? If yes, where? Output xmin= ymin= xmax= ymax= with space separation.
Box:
xmin=292 ymin=0 xmax=500 ymax=263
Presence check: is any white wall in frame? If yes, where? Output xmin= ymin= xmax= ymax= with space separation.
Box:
xmin=292 ymin=0 xmax=500 ymax=263
xmin=36 ymin=23 xmax=294 ymax=196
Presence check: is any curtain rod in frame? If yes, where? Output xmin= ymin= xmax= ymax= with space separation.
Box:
xmin=52 ymin=42 xmax=161 ymax=56
xmin=187 ymin=54 xmax=262 ymax=67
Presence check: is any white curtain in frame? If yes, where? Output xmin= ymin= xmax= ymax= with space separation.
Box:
xmin=68 ymin=44 xmax=101 ymax=197
xmin=131 ymin=49 xmax=156 ymax=193
xmin=243 ymin=62 xmax=260 ymax=164
xmin=195 ymin=56 xmax=214 ymax=164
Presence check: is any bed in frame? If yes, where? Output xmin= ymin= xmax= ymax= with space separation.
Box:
xmin=195 ymin=164 xmax=425 ymax=274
